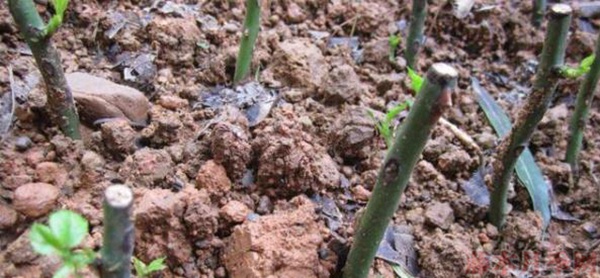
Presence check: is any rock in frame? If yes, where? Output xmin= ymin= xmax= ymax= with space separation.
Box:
xmin=425 ymin=202 xmax=454 ymax=230
xmin=35 ymin=162 xmax=67 ymax=186
xmin=267 ymin=38 xmax=327 ymax=93
xmin=14 ymin=136 xmax=32 ymax=152
xmin=67 ymin=72 xmax=150 ymax=126
xmin=195 ymin=160 xmax=231 ymax=198
xmin=13 ymin=183 xmax=59 ymax=217
xmin=223 ymin=196 xmax=328 ymax=277
xmin=0 ymin=204 xmax=18 ymax=229
xmin=285 ymin=1 xmax=306 ymax=23
xmin=256 ymin=195 xmax=273 ymax=215
xmin=220 ymin=201 xmax=251 ymax=223
xmin=100 ymin=119 xmax=138 ymax=157
xmin=583 ymin=222 xmax=598 ymax=238
xmin=320 ymin=64 xmax=366 ymax=104
xmin=148 ymin=16 xmax=201 ymax=66
xmin=120 ymin=148 xmax=174 ymax=188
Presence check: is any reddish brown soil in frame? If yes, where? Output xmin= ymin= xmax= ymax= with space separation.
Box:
xmin=1 ymin=0 xmax=600 ymax=277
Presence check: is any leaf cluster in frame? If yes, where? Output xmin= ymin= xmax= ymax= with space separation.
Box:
xmin=43 ymin=0 xmax=69 ymax=37
xmin=29 ymin=210 xmax=95 ymax=278
xmin=561 ymin=54 xmax=595 ymax=79
xmin=133 ymin=257 xmax=167 ymax=278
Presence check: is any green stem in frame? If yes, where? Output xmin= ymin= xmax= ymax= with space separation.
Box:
xmin=101 ymin=185 xmax=134 ymax=278
xmin=8 ymin=0 xmax=81 ymax=139
xmin=343 ymin=63 xmax=458 ymax=278
xmin=532 ymin=0 xmax=547 ymax=27
xmin=405 ymin=0 xmax=427 ymax=70
xmin=233 ymin=0 xmax=260 ymax=85
xmin=489 ymin=4 xmax=571 ymax=229
xmin=565 ymin=32 xmax=600 ymax=176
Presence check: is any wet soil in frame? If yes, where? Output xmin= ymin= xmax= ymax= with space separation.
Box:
xmin=1 ymin=0 xmax=600 ymax=277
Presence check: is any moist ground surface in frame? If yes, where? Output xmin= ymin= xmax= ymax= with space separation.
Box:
xmin=1 ymin=1 xmax=600 ymax=277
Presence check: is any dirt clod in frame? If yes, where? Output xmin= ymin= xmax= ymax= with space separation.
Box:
xmin=223 ymin=196 xmax=328 ymax=277
xmin=196 ymin=160 xmax=231 ymax=199
xmin=425 ymin=202 xmax=455 ymax=230
xmin=220 ymin=200 xmax=251 ymax=223
xmin=100 ymin=119 xmax=138 ymax=157
xmin=13 ymin=183 xmax=60 ymax=218
xmin=120 ymin=148 xmax=174 ymax=188
xmin=0 ymin=204 xmax=18 ymax=229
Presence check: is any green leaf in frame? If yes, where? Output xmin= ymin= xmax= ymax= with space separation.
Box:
xmin=471 ymin=77 xmax=551 ymax=229
xmin=30 ymin=223 xmax=61 ymax=255
xmin=49 ymin=210 xmax=89 ymax=249
xmin=133 ymin=257 xmax=148 ymax=276
xmin=407 ymin=67 xmax=423 ymax=93
xmin=580 ymin=54 xmax=595 ymax=70
xmin=43 ymin=0 xmax=69 ymax=37
xmin=52 ymin=264 xmax=74 ymax=278
xmin=146 ymin=257 xmax=167 ymax=273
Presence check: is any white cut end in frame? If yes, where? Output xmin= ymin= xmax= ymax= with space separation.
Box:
xmin=551 ymin=4 xmax=572 ymax=15
xmin=431 ymin=63 xmax=458 ymax=79
xmin=105 ymin=184 xmax=133 ymax=208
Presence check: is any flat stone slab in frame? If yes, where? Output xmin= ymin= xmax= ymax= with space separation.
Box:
xmin=67 ymin=72 xmax=150 ymax=126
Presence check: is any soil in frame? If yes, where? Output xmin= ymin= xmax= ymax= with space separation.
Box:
xmin=1 ymin=0 xmax=600 ymax=277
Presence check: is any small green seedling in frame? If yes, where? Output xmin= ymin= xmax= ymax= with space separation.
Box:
xmin=367 ymin=101 xmax=413 ymax=148
xmin=44 ymin=0 xmax=69 ymax=37
xmin=561 ymin=54 xmax=595 ymax=79
xmin=29 ymin=210 xmax=95 ymax=278
xmin=407 ymin=67 xmax=424 ymax=93
xmin=133 ymin=257 xmax=167 ymax=277
xmin=389 ymin=34 xmax=401 ymax=62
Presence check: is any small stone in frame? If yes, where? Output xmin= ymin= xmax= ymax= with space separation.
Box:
xmin=35 ymin=162 xmax=67 ymax=186
xmin=13 ymin=183 xmax=60 ymax=218
xmin=405 ymin=207 xmax=425 ymax=225
xmin=14 ymin=136 xmax=32 ymax=152
xmin=0 ymin=205 xmax=18 ymax=229
xmin=215 ymin=267 xmax=226 ymax=278
xmin=256 ymin=195 xmax=272 ymax=215
xmin=485 ymin=223 xmax=499 ymax=238
xmin=425 ymin=202 xmax=454 ymax=230
xmin=220 ymin=201 xmax=250 ymax=223
xmin=352 ymin=185 xmax=371 ymax=202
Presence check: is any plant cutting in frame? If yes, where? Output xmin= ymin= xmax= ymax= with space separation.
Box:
xmin=233 ymin=0 xmax=261 ymax=85
xmin=405 ymin=0 xmax=428 ymax=69
xmin=532 ymin=0 xmax=547 ymax=27
xmin=343 ymin=63 xmax=458 ymax=278
xmin=488 ymin=4 xmax=572 ymax=228
xmin=564 ymin=45 xmax=600 ymax=176
xmin=8 ymin=0 xmax=81 ymax=139
xmin=101 ymin=184 xmax=135 ymax=278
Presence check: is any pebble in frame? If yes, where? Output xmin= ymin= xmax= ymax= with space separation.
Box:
xmin=256 ymin=195 xmax=272 ymax=215
xmin=14 ymin=136 xmax=32 ymax=152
